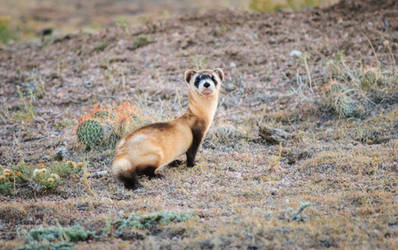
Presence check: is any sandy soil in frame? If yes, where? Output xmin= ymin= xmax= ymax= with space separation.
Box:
xmin=0 ymin=0 xmax=397 ymax=249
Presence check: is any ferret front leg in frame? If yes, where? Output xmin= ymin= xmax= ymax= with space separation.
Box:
xmin=186 ymin=127 xmax=204 ymax=168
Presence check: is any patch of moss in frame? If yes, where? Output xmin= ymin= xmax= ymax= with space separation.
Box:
xmin=17 ymin=225 xmax=94 ymax=250
xmin=0 ymin=17 xmax=14 ymax=44
xmin=93 ymin=41 xmax=110 ymax=52
xmin=117 ymin=210 xmax=193 ymax=229
xmin=133 ymin=34 xmax=153 ymax=49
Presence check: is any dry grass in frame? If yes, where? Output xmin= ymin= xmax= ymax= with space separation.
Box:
xmin=1 ymin=1 xmax=398 ymax=249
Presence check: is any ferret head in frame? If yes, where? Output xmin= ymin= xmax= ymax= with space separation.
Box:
xmin=184 ymin=68 xmax=224 ymax=96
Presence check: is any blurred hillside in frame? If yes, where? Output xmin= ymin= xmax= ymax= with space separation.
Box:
xmin=0 ymin=0 xmax=339 ymax=44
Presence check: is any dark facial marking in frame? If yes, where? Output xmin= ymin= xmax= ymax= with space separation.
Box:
xmin=194 ymin=74 xmax=214 ymax=88
xmin=186 ymin=119 xmax=206 ymax=167
xmin=211 ymin=75 xmax=218 ymax=86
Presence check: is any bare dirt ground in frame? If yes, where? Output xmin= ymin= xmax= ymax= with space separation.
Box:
xmin=0 ymin=0 xmax=398 ymax=249
xmin=0 ymin=0 xmax=246 ymax=39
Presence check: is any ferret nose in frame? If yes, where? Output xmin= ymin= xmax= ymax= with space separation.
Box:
xmin=204 ymin=82 xmax=210 ymax=88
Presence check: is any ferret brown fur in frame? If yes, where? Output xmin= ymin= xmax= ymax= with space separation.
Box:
xmin=112 ymin=68 xmax=224 ymax=189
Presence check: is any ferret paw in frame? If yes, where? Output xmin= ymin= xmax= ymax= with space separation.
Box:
xmin=124 ymin=182 xmax=143 ymax=190
xmin=153 ymin=173 xmax=165 ymax=179
xmin=168 ymin=160 xmax=184 ymax=167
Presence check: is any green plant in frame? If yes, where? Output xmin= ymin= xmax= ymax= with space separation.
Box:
xmin=249 ymin=0 xmax=337 ymax=12
xmin=320 ymin=53 xmax=398 ymax=118
xmin=114 ymin=16 xmax=129 ymax=31
xmin=17 ymin=242 xmax=74 ymax=250
xmin=0 ymin=160 xmax=83 ymax=196
xmin=280 ymin=201 xmax=312 ymax=222
xmin=207 ymin=124 xmax=246 ymax=145
xmin=0 ymin=16 xmax=14 ymax=44
xmin=134 ymin=34 xmax=153 ymax=49
xmin=17 ymin=224 xmax=94 ymax=250
xmin=75 ymin=103 xmax=146 ymax=149
xmin=116 ymin=210 xmax=194 ymax=230
xmin=325 ymin=81 xmax=368 ymax=118
xmin=76 ymin=120 xmax=119 ymax=149
xmin=189 ymin=55 xmax=208 ymax=70
xmin=93 ymin=110 xmax=113 ymax=119
xmin=13 ymin=87 xmax=35 ymax=122
xmin=249 ymin=0 xmax=287 ymax=12
xmin=94 ymin=41 xmax=110 ymax=52
xmin=287 ymin=0 xmax=319 ymax=9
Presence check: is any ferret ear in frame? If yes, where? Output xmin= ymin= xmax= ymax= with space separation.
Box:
xmin=184 ymin=70 xmax=196 ymax=84
xmin=214 ymin=68 xmax=224 ymax=82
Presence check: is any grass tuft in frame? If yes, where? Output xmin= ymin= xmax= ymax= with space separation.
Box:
xmin=17 ymin=224 xmax=94 ymax=250
xmin=0 ymin=160 xmax=83 ymax=196
xmin=249 ymin=0 xmax=337 ymax=12
xmin=93 ymin=41 xmax=110 ymax=52
xmin=133 ymin=34 xmax=154 ymax=49
xmin=0 ymin=16 xmax=14 ymax=44
xmin=116 ymin=210 xmax=194 ymax=230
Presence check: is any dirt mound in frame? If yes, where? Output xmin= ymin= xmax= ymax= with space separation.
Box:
xmin=327 ymin=0 xmax=398 ymax=13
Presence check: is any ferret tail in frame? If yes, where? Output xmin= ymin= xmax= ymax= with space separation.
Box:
xmin=111 ymin=156 xmax=140 ymax=189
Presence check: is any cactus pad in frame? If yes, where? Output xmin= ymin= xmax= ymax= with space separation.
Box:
xmin=77 ymin=120 xmax=119 ymax=149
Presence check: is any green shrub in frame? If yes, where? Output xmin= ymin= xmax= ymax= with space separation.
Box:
xmin=17 ymin=225 xmax=94 ymax=250
xmin=134 ymin=34 xmax=153 ymax=49
xmin=75 ymin=103 xmax=147 ymax=150
xmin=0 ymin=17 xmax=14 ymax=44
xmin=17 ymin=242 xmax=74 ymax=250
xmin=116 ymin=210 xmax=193 ymax=229
xmin=0 ymin=160 xmax=83 ymax=196
xmin=320 ymin=54 xmax=398 ymax=118
xmin=93 ymin=41 xmax=110 ymax=52
xmin=325 ymin=82 xmax=368 ymax=118
xmin=249 ymin=0 xmax=324 ymax=12
xmin=77 ymin=119 xmax=119 ymax=149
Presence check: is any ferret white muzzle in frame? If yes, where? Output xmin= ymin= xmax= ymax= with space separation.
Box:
xmin=198 ymin=80 xmax=216 ymax=96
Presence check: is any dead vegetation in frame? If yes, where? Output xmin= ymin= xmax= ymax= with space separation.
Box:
xmin=0 ymin=0 xmax=398 ymax=249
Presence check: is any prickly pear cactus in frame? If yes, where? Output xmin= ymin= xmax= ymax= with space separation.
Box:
xmin=77 ymin=120 xmax=119 ymax=149
xmin=77 ymin=120 xmax=104 ymax=149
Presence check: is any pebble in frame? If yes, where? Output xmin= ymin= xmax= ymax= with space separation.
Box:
xmin=289 ymin=50 xmax=302 ymax=57
xmin=54 ymin=146 xmax=67 ymax=161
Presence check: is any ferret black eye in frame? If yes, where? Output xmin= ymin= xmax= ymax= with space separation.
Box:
xmin=211 ymin=76 xmax=217 ymax=85
xmin=194 ymin=78 xmax=200 ymax=88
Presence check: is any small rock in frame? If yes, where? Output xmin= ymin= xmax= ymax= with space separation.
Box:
xmin=84 ymin=82 xmax=93 ymax=88
xmin=289 ymin=50 xmax=302 ymax=57
xmin=54 ymin=146 xmax=67 ymax=161
xmin=223 ymin=80 xmax=235 ymax=92
xmin=92 ymin=170 xmax=108 ymax=178
xmin=230 ymin=61 xmax=236 ymax=68
xmin=41 ymin=28 xmax=53 ymax=36
xmin=200 ymin=240 xmax=214 ymax=249
xmin=258 ymin=125 xmax=293 ymax=144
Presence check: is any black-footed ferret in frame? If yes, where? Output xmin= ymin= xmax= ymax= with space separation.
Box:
xmin=112 ymin=68 xmax=224 ymax=189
